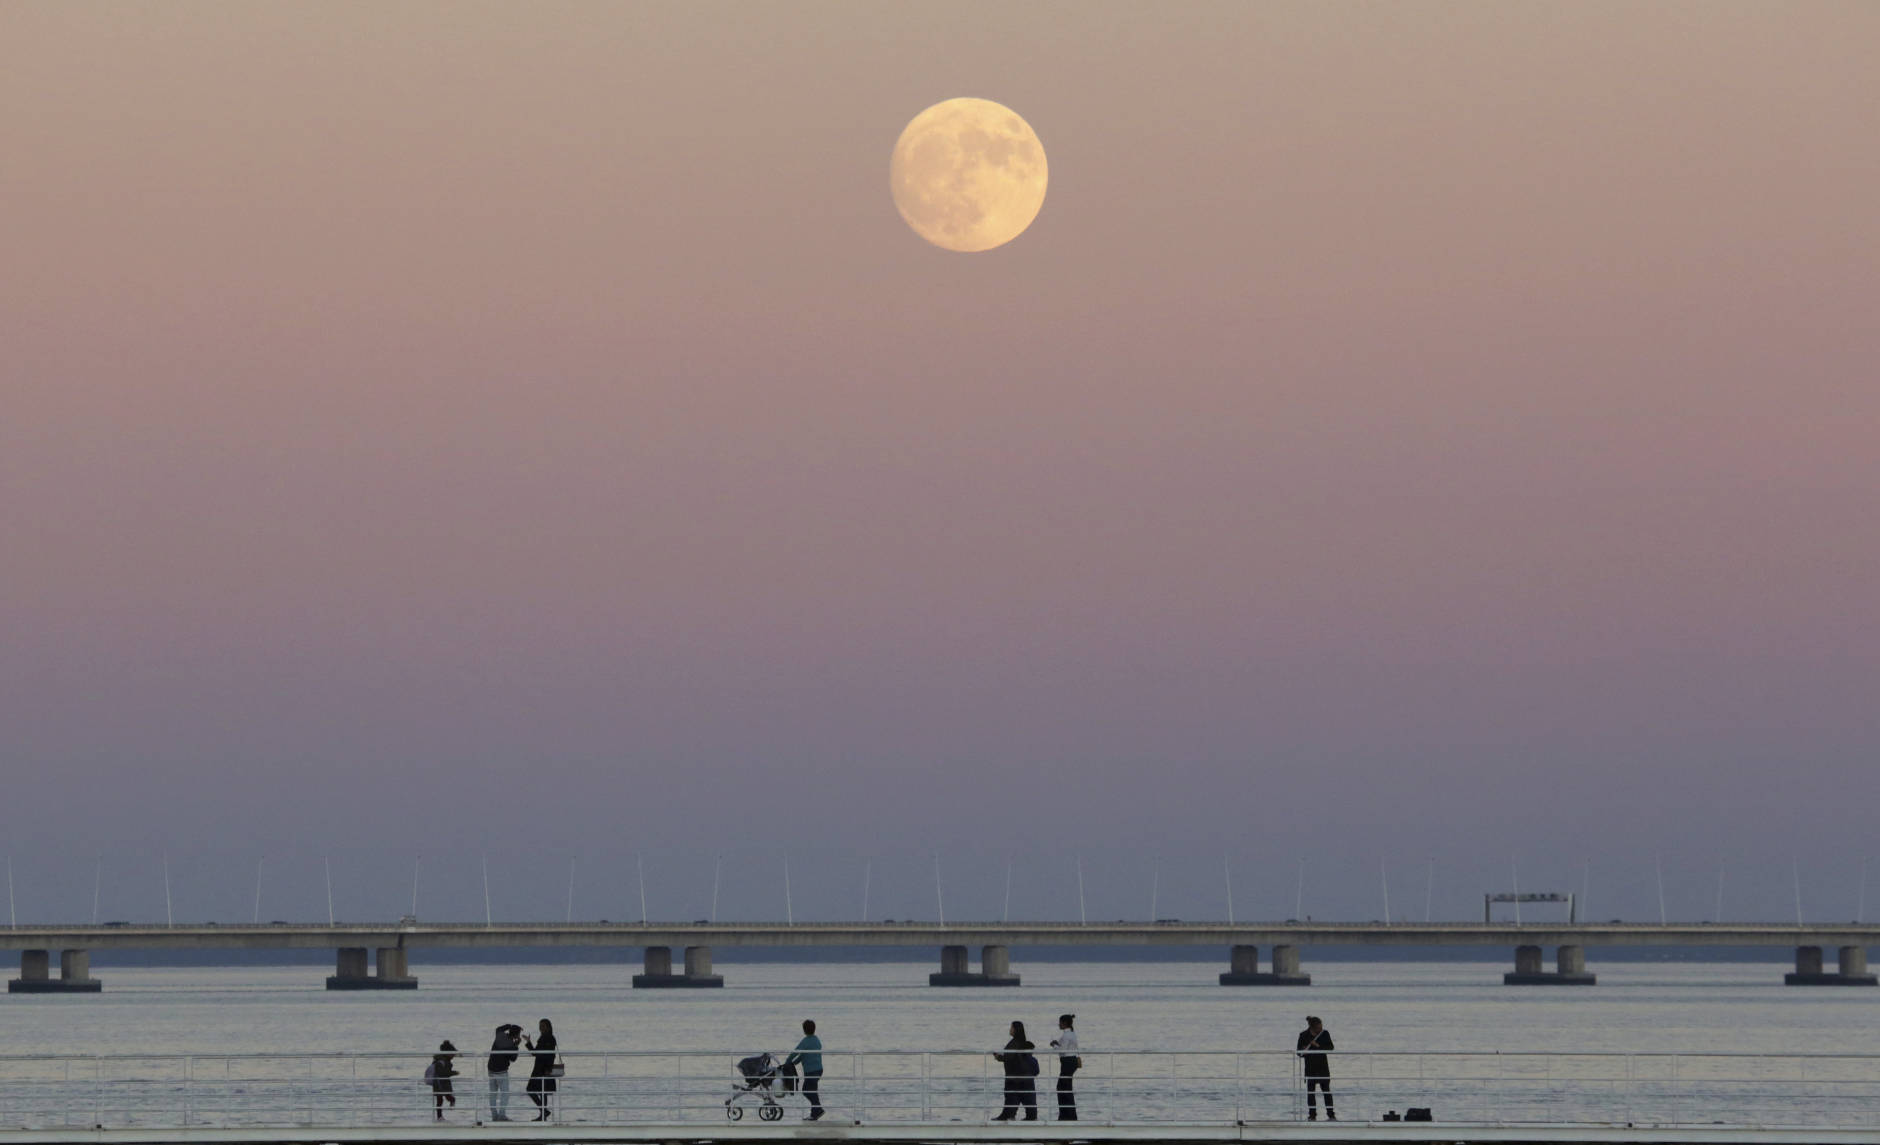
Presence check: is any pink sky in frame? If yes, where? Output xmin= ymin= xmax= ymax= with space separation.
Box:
xmin=2 ymin=3 xmax=1876 ymax=923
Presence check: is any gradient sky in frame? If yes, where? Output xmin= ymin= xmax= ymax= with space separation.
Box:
xmin=3 ymin=2 xmax=1877 ymax=927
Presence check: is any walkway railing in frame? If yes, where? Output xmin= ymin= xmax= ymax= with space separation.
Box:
xmin=3 ymin=1050 xmax=1879 ymax=1131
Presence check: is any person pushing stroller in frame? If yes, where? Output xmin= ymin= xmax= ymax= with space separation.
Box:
xmin=782 ymin=1020 xmax=824 ymax=1121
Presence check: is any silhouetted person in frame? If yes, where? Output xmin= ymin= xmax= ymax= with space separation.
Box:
xmin=425 ymin=1042 xmax=457 ymax=1120
xmin=1049 ymin=1014 xmax=1080 ymax=1121
xmin=523 ymin=1019 xmax=558 ymax=1120
xmin=1296 ymin=1016 xmax=1334 ymax=1121
xmin=783 ymin=1019 xmax=824 ymax=1121
xmin=487 ymin=1024 xmax=522 ymax=1121
xmin=992 ymin=1020 xmax=1038 ymax=1121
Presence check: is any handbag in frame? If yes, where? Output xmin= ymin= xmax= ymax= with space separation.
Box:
xmin=547 ymin=1059 xmax=566 ymax=1079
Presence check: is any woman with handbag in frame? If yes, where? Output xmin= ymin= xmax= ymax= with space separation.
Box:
xmin=991 ymin=1021 xmax=1038 ymax=1121
xmin=522 ymin=1019 xmax=560 ymax=1121
xmin=1049 ymin=1015 xmax=1080 ymax=1121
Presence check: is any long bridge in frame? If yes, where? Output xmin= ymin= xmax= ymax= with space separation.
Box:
xmin=6 ymin=920 xmax=1878 ymax=993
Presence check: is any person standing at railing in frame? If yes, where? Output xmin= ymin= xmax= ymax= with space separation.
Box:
xmin=992 ymin=1020 xmax=1040 ymax=1121
xmin=1296 ymin=1016 xmax=1335 ymax=1121
xmin=523 ymin=1018 xmax=559 ymax=1121
xmin=487 ymin=1023 xmax=522 ymax=1121
xmin=782 ymin=1019 xmax=824 ymax=1121
xmin=1049 ymin=1014 xmax=1080 ymax=1121
xmin=425 ymin=1042 xmax=459 ymax=1121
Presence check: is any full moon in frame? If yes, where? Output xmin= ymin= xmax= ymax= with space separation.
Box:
xmin=889 ymin=98 xmax=1048 ymax=253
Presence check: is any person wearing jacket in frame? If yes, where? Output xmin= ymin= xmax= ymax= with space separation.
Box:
xmin=424 ymin=1042 xmax=457 ymax=1121
xmin=782 ymin=1019 xmax=824 ymax=1121
xmin=487 ymin=1024 xmax=522 ymax=1121
xmin=1296 ymin=1016 xmax=1335 ymax=1121
xmin=523 ymin=1019 xmax=558 ymax=1121
xmin=992 ymin=1021 xmax=1038 ymax=1121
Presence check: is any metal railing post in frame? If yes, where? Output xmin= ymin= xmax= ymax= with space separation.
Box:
xmin=1672 ymin=1052 xmax=1682 ymax=1126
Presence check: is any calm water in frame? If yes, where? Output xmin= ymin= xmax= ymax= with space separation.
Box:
xmin=8 ymin=959 xmax=1876 ymax=1057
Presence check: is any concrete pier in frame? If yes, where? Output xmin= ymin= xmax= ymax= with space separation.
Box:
xmin=929 ymin=943 xmax=969 ymax=984
xmin=683 ymin=945 xmax=724 ymax=986
xmin=8 ymin=948 xmax=103 ymax=993
xmin=1505 ymin=943 xmax=1597 ymax=985
xmin=1219 ymin=943 xmax=1310 ymax=985
xmin=1505 ymin=943 xmax=1596 ymax=985
xmin=376 ymin=946 xmax=418 ymax=987
xmin=980 ymin=944 xmax=1019 ymax=984
xmin=326 ymin=945 xmax=417 ymax=990
xmin=632 ymin=945 xmax=723 ymax=987
xmin=1785 ymin=944 xmax=1876 ymax=985
xmin=929 ymin=943 xmax=1020 ymax=986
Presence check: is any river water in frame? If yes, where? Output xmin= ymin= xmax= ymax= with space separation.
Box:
xmin=6 ymin=958 xmax=1873 ymax=1057
xmin=3 ymin=960 xmax=1876 ymax=1129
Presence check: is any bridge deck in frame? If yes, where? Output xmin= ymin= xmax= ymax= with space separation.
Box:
xmin=5 ymin=921 xmax=1880 ymax=950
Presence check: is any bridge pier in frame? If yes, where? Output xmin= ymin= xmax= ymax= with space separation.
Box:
xmin=1504 ymin=943 xmax=1595 ymax=985
xmin=929 ymin=943 xmax=1021 ymax=986
xmin=633 ymin=945 xmax=723 ymax=987
xmin=8 ymin=948 xmax=103 ymax=993
xmin=1785 ymin=944 xmax=1876 ymax=985
xmin=1219 ymin=943 xmax=1311 ymax=985
xmin=326 ymin=945 xmax=418 ymax=990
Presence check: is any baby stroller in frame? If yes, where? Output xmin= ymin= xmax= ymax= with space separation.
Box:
xmin=726 ymin=1053 xmax=792 ymax=1121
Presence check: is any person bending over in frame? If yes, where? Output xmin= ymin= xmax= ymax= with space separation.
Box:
xmin=487 ymin=1024 xmax=522 ymax=1121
